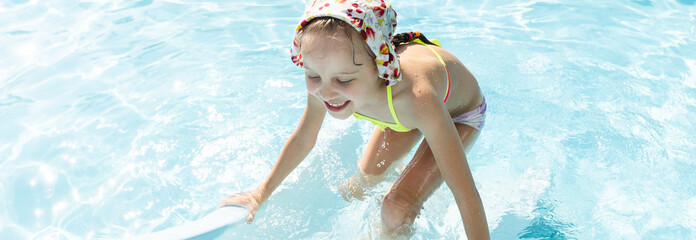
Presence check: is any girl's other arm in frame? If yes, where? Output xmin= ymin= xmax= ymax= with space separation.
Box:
xmin=409 ymin=95 xmax=490 ymax=239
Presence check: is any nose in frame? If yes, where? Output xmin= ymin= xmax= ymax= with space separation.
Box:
xmin=317 ymin=83 xmax=338 ymax=101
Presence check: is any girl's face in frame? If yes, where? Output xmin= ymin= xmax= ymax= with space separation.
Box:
xmin=301 ymin=35 xmax=381 ymax=119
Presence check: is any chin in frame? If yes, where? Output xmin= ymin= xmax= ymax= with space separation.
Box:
xmin=328 ymin=112 xmax=353 ymax=120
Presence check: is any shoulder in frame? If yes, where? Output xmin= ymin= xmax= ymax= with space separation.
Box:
xmin=396 ymin=44 xmax=452 ymax=76
xmin=390 ymin=76 xmax=446 ymax=128
xmin=392 ymin=44 xmax=448 ymax=102
xmin=396 ymin=44 xmax=454 ymax=96
xmin=396 ymin=43 xmax=483 ymax=117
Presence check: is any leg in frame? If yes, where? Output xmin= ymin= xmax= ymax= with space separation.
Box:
xmin=358 ymin=127 xmax=422 ymax=177
xmin=341 ymin=127 xmax=422 ymax=200
xmin=381 ymin=123 xmax=481 ymax=235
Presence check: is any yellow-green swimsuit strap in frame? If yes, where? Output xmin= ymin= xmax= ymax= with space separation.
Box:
xmin=386 ymin=86 xmax=407 ymax=130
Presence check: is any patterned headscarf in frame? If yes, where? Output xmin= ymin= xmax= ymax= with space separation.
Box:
xmin=290 ymin=0 xmax=401 ymax=86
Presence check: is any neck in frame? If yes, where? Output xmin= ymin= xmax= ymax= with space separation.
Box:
xmin=355 ymin=81 xmax=390 ymax=117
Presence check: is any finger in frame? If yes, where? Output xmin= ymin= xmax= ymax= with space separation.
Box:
xmin=228 ymin=192 xmax=244 ymax=198
xmin=217 ymin=201 xmax=233 ymax=209
xmin=339 ymin=183 xmax=353 ymax=202
xmin=245 ymin=211 xmax=255 ymax=224
xmin=340 ymin=188 xmax=350 ymax=202
xmin=217 ymin=199 xmax=230 ymax=209
xmin=219 ymin=195 xmax=247 ymax=208
xmin=218 ymin=198 xmax=234 ymax=208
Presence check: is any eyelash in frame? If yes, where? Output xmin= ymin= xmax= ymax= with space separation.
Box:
xmin=307 ymin=75 xmax=353 ymax=85
xmin=338 ymin=79 xmax=354 ymax=85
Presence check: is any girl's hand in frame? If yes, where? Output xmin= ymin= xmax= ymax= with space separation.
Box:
xmin=218 ymin=189 xmax=264 ymax=224
xmin=339 ymin=174 xmax=367 ymax=201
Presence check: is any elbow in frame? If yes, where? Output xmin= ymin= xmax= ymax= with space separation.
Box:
xmin=289 ymin=131 xmax=318 ymax=152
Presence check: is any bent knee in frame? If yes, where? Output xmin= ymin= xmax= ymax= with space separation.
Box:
xmin=358 ymin=160 xmax=388 ymax=177
xmin=381 ymin=193 xmax=421 ymax=234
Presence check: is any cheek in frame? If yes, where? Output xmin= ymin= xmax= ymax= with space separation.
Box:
xmin=337 ymin=86 xmax=359 ymax=100
xmin=305 ymin=78 xmax=319 ymax=94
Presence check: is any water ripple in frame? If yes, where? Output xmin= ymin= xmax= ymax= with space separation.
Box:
xmin=1 ymin=0 xmax=695 ymax=239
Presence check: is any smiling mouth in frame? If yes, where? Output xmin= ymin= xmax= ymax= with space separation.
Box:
xmin=324 ymin=100 xmax=350 ymax=112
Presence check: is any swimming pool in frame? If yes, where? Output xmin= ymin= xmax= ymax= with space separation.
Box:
xmin=1 ymin=0 xmax=694 ymax=239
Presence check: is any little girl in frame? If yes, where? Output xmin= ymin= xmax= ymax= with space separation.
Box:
xmin=220 ymin=0 xmax=489 ymax=238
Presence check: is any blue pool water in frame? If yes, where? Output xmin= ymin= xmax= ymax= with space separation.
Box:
xmin=1 ymin=0 xmax=695 ymax=239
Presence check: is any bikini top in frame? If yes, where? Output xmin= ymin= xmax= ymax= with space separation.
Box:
xmin=353 ymin=35 xmax=451 ymax=132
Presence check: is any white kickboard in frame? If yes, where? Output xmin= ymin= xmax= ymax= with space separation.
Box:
xmin=135 ymin=205 xmax=248 ymax=240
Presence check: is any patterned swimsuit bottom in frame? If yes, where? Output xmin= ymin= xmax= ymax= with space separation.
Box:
xmin=451 ymin=96 xmax=487 ymax=130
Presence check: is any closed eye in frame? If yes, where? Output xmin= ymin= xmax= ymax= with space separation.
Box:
xmin=338 ymin=79 xmax=354 ymax=85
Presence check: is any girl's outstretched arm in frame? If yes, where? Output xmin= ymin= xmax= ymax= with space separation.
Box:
xmin=219 ymin=94 xmax=326 ymax=222
xmin=409 ymin=93 xmax=490 ymax=239
xmin=258 ymin=94 xmax=326 ymax=200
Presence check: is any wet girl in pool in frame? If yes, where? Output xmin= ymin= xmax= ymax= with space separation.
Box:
xmin=220 ymin=0 xmax=489 ymax=238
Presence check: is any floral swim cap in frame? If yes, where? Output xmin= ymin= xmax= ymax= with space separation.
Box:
xmin=290 ymin=0 xmax=401 ymax=86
